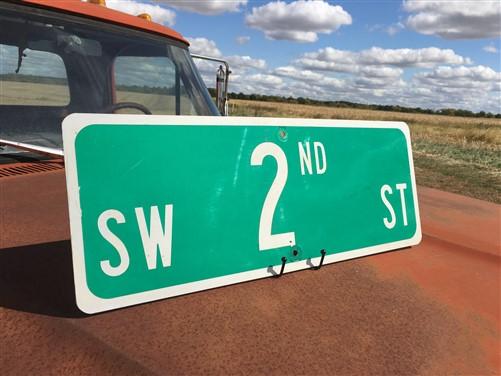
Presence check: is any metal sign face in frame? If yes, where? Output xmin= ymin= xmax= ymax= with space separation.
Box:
xmin=63 ymin=114 xmax=421 ymax=313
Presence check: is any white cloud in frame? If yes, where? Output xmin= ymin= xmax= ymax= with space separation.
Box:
xmin=408 ymin=65 xmax=501 ymax=112
xmin=230 ymin=73 xmax=284 ymax=94
xmin=247 ymin=73 xmax=283 ymax=87
xmin=483 ymin=44 xmax=499 ymax=53
xmin=188 ymin=37 xmax=222 ymax=57
xmin=404 ymin=0 xmax=501 ymax=39
xmin=229 ymin=66 xmax=347 ymax=98
xmin=226 ymin=55 xmax=266 ymax=70
xmin=295 ymin=50 xmax=355 ymax=72
xmin=155 ymin=0 xmax=247 ymax=15
xmin=273 ymin=65 xmax=346 ymax=89
xmin=296 ymin=47 xmax=471 ymax=73
xmin=272 ymin=64 xmax=407 ymax=103
xmin=354 ymin=77 xmax=406 ymax=90
xmin=188 ymin=38 xmax=265 ymax=71
xmin=359 ymin=66 xmax=403 ymax=78
xmin=415 ymin=65 xmax=501 ymax=89
xmin=229 ymin=64 xmax=500 ymax=113
xmin=188 ymin=38 xmax=224 ymax=79
xmin=236 ymin=36 xmax=251 ymax=45
xmin=275 ymin=64 xmax=401 ymax=82
xmin=357 ymin=47 xmax=471 ymax=67
xmin=245 ymin=0 xmax=352 ymax=42
xmin=106 ymin=0 xmax=176 ymax=26
xmin=186 ymin=38 xmax=498 ymax=113
xmin=187 ymin=37 xmax=267 ymax=92
xmin=274 ymin=66 xmax=323 ymax=81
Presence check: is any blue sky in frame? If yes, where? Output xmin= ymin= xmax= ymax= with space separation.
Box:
xmin=107 ymin=0 xmax=501 ymax=113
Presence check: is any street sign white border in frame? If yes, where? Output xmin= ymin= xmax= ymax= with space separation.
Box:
xmin=63 ymin=114 xmax=422 ymax=314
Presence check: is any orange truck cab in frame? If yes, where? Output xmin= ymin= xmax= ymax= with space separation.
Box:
xmin=0 ymin=0 xmax=222 ymax=248
xmin=0 ymin=0 xmax=223 ymax=160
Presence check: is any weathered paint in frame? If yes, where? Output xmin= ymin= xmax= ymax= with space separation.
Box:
xmin=0 ymin=168 xmax=499 ymax=374
xmin=20 ymin=0 xmax=188 ymax=45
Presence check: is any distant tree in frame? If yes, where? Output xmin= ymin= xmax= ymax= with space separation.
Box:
xmin=217 ymin=87 xmax=500 ymax=118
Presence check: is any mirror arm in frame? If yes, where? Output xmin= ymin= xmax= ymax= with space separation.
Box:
xmin=190 ymin=54 xmax=231 ymax=116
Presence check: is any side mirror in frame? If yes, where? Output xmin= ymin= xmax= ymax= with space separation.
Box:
xmin=216 ymin=65 xmax=228 ymax=116
xmin=191 ymin=54 xmax=231 ymax=116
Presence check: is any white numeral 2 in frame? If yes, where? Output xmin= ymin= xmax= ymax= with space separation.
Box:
xmin=251 ymin=142 xmax=296 ymax=251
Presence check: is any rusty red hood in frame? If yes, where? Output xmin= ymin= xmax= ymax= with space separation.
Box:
xmin=0 ymin=167 xmax=499 ymax=374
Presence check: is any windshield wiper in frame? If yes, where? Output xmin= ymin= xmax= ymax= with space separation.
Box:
xmin=0 ymin=139 xmax=63 ymax=158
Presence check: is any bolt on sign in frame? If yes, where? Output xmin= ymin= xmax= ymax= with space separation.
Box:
xmin=63 ymin=114 xmax=421 ymax=314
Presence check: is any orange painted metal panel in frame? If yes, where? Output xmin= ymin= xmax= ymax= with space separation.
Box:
xmin=21 ymin=0 xmax=189 ymax=45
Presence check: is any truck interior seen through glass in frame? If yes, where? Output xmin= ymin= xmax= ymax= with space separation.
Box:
xmin=0 ymin=3 xmax=219 ymax=162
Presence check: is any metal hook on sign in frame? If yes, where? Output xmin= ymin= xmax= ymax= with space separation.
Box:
xmin=313 ymin=249 xmax=326 ymax=270
xmin=276 ymin=256 xmax=287 ymax=278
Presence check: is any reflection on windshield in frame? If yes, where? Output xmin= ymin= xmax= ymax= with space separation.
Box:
xmin=0 ymin=3 xmax=218 ymax=152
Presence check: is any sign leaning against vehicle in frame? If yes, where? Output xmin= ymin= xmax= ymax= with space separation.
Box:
xmin=63 ymin=114 xmax=422 ymax=314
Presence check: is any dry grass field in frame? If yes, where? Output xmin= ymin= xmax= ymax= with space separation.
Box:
xmin=0 ymin=81 xmax=70 ymax=106
xmin=230 ymin=99 xmax=501 ymax=204
xmin=0 ymin=81 xmax=196 ymax=114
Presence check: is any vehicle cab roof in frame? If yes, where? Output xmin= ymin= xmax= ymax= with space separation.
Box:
xmin=21 ymin=0 xmax=189 ymax=46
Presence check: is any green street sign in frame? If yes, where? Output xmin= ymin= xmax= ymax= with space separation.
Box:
xmin=63 ymin=114 xmax=421 ymax=313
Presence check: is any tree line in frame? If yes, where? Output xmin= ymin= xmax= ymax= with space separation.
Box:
xmin=208 ymin=88 xmax=501 ymax=119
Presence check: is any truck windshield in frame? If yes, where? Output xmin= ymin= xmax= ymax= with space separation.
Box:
xmin=0 ymin=3 xmax=219 ymax=154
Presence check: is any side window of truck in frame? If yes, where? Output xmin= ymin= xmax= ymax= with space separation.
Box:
xmin=0 ymin=44 xmax=69 ymax=106
xmin=114 ymin=56 xmax=196 ymax=115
